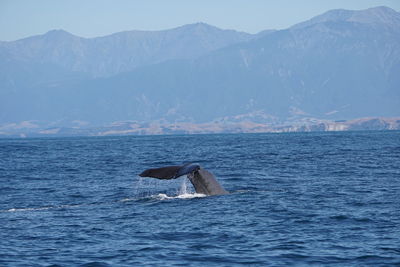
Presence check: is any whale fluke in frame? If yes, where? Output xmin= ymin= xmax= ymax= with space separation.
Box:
xmin=139 ymin=163 xmax=227 ymax=196
xmin=139 ymin=163 xmax=200 ymax=179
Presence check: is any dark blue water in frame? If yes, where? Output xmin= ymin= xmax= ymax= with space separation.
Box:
xmin=1 ymin=131 xmax=399 ymax=266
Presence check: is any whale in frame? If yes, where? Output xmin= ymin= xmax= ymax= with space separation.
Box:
xmin=139 ymin=163 xmax=228 ymax=196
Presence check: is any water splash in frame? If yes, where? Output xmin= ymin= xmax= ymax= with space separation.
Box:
xmin=153 ymin=177 xmax=206 ymax=199
xmin=179 ymin=177 xmax=190 ymax=195
xmin=133 ymin=175 xmax=166 ymax=197
xmin=130 ymin=175 xmax=207 ymax=201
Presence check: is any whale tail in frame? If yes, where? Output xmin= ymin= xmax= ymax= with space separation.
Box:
xmin=139 ymin=163 xmax=227 ymax=196
xmin=139 ymin=163 xmax=200 ymax=179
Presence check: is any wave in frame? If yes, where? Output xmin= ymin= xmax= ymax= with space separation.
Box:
xmin=2 ymin=204 xmax=83 ymax=213
xmin=155 ymin=192 xmax=206 ymax=200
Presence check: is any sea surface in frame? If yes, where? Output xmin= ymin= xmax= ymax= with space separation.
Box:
xmin=1 ymin=131 xmax=399 ymax=266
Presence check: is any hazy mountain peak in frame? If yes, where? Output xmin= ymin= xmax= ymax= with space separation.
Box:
xmin=6 ymin=29 xmax=78 ymax=43
xmin=45 ymin=29 xmax=72 ymax=36
xmin=181 ymin=22 xmax=215 ymax=29
xmin=170 ymin=22 xmax=222 ymax=34
xmin=102 ymin=22 xmax=221 ymax=37
xmin=175 ymin=22 xmax=249 ymax=35
xmin=291 ymin=6 xmax=400 ymax=29
xmin=1 ymin=21 xmax=254 ymax=77
xmin=348 ymin=6 xmax=400 ymax=26
xmin=40 ymin=29 xmax=78 ymax=39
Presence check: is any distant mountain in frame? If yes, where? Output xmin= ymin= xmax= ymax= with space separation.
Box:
xmin=291 ymin=6 xmax=400 ymax=29
xmin=0 ymin=6 xmax=399 ymax=132
xmin=0 ymin=23 xmax=253 ymax=77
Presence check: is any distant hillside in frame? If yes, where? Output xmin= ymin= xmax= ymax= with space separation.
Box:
xmin=1 ymin=117 xmax=399 ymax=138
xmin=0 ymin=23 xmax=254 ymax=77
xmin=0 ymin=6 xmax=399 ymax=132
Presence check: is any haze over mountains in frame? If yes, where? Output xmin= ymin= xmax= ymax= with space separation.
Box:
xmin=1 ymin=23 xmax=255 ymax=77
xmin=1 ymin=6 xmax=399 ymax=135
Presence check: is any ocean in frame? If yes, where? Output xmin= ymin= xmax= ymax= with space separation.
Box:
xmin=1 ymin=131 xmax=399 ymax=266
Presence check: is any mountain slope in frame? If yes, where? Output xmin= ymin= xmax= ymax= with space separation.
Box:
xmin=0 ymin=23 xmax=253 ymax=77
xmin=1 ymin=7 xmax=399 ymax=127
xmin=291 ymin=6 xmax=400 ymax=29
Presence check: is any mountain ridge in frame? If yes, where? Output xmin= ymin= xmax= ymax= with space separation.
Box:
xmin=1 ymin=6 xmax=399 ymax=134
xmin=0 ymin=22 xmax=256 ymax=77
xmin=291 ymin=6 xmax=400 ymax=29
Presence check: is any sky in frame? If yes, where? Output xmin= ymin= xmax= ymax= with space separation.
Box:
xmin=1 ymin=0 xmax=400 ymax=41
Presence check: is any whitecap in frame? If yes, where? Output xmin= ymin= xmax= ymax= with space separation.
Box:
xmin=2 ymin=204 xmax=82 ymax=213
xmin=154 ymin=192 xmax=206 ymax=200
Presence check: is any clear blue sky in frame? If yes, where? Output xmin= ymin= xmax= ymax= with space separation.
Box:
xmin=1 ymin=0 xmax=399 ymax=41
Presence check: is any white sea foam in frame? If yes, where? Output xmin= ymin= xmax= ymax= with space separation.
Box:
xmin=155 ymin=193 xmax=206 ymax=200
xmin=119 ymin=197 xmax=136 ymax=202
xmin=5 ymin=207 xmax=52 ymax=212
xmin=2 ymin=204 xmax=82 ymax=213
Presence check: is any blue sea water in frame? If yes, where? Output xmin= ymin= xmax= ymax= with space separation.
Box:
xmin=1 ymin=131 xmax=399 ymax=266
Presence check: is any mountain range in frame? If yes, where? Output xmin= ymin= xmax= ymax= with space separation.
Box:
xmin=0 ymin=6 xmax=399 ymax=136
